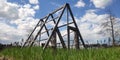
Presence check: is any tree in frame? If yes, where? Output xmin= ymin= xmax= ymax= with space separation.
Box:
xmin=99 ymin=10 xmax=120 ymax=46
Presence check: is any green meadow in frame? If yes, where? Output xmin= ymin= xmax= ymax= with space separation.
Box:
xmin=0 ymin=47 xmax=120 ymax=60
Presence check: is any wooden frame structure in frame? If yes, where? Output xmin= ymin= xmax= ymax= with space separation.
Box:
xmin=22 ymin=3 xmax=86 ymax=50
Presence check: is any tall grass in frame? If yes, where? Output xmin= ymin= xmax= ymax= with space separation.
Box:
xmin=0 ymin=47 xmax=120 ymax=60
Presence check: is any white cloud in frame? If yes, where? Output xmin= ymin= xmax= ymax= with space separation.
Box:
xmin=0 ymin=0 xmax=19 ymax=20
xmin=91 ymin=0 xmax=112 ymax=9
xmin=81 ymin=9 xmax=108 ymax=24
xmin=0 ymin=22 xmax=17 ymax=41
xmin=75 ymin=9 xmax=110 ymax=43
xmin=29 ymin=0 xmax=39 ymax=4
xmin=18 ymin=5 xmax=35 ymax=18
xmin=74 ymin=0 xmax=86 ymax=8
xmin=33 ymin=5 xmax=39 ymax=10
xmin=0 ymin=0 xmax=39 ymax=44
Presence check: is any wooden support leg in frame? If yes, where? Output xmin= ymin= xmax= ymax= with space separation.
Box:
xmin=74 ymin=31 xmax=79 ymax=49
xmin=51 ymin=32 xmax=56 ymax=50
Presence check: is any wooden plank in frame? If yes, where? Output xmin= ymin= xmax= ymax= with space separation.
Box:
xmin=67 ymin=7 xmax=70 ymax=49
xmin=74 ymin=31 xmax=79 ymax=49
xmin=68 ymin=26 xmax=77 ymax=31
xmin=57 ymin=22 xmax=73 ymax=28
xmin=50 ymin=32 xmax=56 ymax=49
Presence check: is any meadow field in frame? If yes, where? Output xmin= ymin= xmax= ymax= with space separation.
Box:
xmin=0 ymin=47 xmax=120 ymax=60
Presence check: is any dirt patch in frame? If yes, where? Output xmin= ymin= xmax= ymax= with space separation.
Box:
xmin=0 ymin=55 xmax=13 ymax=60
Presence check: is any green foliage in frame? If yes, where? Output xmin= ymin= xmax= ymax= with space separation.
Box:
xmin=0 ymin=47 xmax=120 ymax=60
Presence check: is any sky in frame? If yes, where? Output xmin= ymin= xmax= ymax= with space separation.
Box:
xmin=0 ymin=0 xmax=120 ymax=44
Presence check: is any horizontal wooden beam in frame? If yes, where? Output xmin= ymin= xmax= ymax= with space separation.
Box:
xmin=37 ymin=16 xmax=59 ymax=26
xmin=58 ymin=22 xmax=73 ymax=28
xmin=38 ymin=22 xmax=74 ymax=35
xmin=68 ymin=26 xmax=77 ymax=31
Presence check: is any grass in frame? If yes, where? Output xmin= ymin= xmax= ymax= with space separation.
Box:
xmin=0 ymin=47 xmax=120 ymax=60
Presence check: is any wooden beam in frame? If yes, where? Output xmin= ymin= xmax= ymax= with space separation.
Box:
xmin=74 ymin=31 xmax=79 ymax=49
xmin=50 ymin=32 xmax=57 ymax=49
xmin=50 ymin=4 xmax=66 ymax=14
xmin=68 ymin=26 xmax=77 ymax=31
xmin=57 ymin=22 xmax=73 ymax=28
xmin=67 ymin=7 xmax=70 ymax=49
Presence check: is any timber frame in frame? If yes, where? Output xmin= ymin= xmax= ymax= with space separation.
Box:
xmin=22 ymin=3 xmax=86 ymax=50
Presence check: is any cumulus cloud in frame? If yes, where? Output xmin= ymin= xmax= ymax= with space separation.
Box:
xmin=74 ymin=0 xmax=86 ymax=8
xmin=81 ymin=9 xmax=108 ymax=23
xmin=0 ymin=0 xmax=19 ymax=20
xmin=33 ymin=5 xmax=39 ymax=10
xmin=29 ymin=0 xmax=39 ymax=4
xmin=18 ymin=5 xmax=35 ymax=18
xmin=76 ymin=9 xmax=109 ymax=43
xmin=91 ymin=0 xmax=112 ymax=9
xmin=0 ymin=22 xmax=18 ymax=41
xmin=0 ymin=0 xmax=39 ymax=43
xmin=77 ymin=9 xmax=120 ymax=44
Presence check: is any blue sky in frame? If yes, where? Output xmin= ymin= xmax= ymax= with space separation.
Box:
xmin=0 ymin=0 xmax=120 ymax=44
xmin=7 ymin=0 xmax=120 ymax=18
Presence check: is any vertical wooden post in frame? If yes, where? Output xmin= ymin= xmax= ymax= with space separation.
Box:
xmin=39 ymin=31 xmax=41 ymax=46
xmin=58 ymin=43 xmax=60 ymax=48
xmin=51 ymin=32 xmax=56 ymax=49
xmin=67 ymin=4 xmax=70 ymax=49
xmin=74 ymin=31 xmax=79 ymax=49
xmin=67 ymin=29 xmax=70 ymax=49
